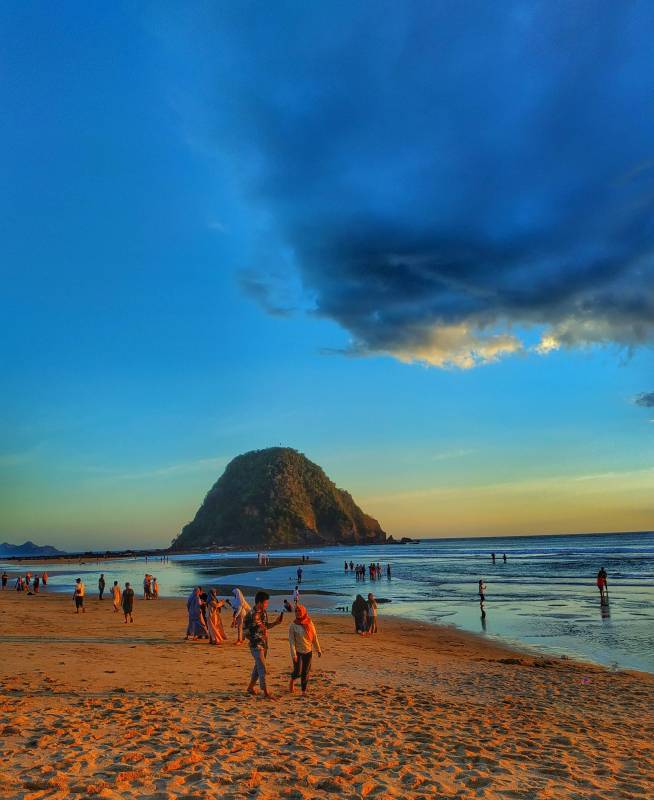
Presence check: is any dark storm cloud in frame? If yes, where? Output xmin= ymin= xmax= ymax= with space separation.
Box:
xmin=634 ymin=392 xmax=654 ymax=408
xmin=182 ymin=1 xmax=654 ymax=366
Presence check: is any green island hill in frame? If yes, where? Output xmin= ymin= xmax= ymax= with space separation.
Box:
xmin=171 ymin=447 xmax=388 ymax=550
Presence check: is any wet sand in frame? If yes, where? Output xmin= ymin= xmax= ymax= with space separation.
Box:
xmin=0 ymin=591 xmax=653 ymax=799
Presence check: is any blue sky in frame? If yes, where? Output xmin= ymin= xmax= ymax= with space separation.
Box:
xmin=2 ymin=1 xmax=653 ymax=549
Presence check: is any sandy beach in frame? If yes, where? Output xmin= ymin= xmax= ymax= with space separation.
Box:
xmin=1 ymin=591 xmax=653 ymax=800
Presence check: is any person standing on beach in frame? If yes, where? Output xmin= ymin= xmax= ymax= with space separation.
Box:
xmin=112 ymin=580 xmax=121 ymax=612
xmin=73 ymin=578 xmax=85 ymax=613
xmin=244 ymin=590 xmax=284 ymax=699
xmin=478 ymin=579 xmax=487 ymax=618
xmin=231 ymin=588 xmax=251 ymax=644
xmin=42 ymin=572 xmax=48 ymax=588
xmin=33 ymin=575 xmax=40 ymax=593
xmin=297 ymin=566 xmax=303 ymax=584
xmin=351 ymin=594 xmax=369 ymax=635
xmin=293 ymin=585 xmax=300 ymax=605
xmin=185 ymin=587 xmax=208 ymax=640
xmin=206 ymin=589 xmax=228 ymax=645
xmin=367 ymin=593 xmax=378 ymax=634
xmin=122 ymin=582 xmax=134 ymax=623
xmin=288 ymin=604 xmax=322 ymax=695
xmin=98 ymin=574 xmax=105 ymax=600
xmin=1 ymin=572 xmax=7 ymax=590
xmin=152 ymin=577 xmax=159 ymax=598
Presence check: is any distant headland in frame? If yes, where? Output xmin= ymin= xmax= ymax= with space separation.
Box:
xmin=0 ymin=541 xmax=64 ymax=558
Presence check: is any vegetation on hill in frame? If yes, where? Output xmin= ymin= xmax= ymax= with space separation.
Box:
xmin=171 ymin=447 xmax=387 ymax=550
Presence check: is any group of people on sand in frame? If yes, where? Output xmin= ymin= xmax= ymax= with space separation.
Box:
xmin=70 ymin=577 xmax=135 ymax=623
xmin=347 ymin=561 xmax=390 ymax=581
xmin=185 ymin=586 xmax=322 ymax=698
xmin=351 ymin=593 xmax=379 ymax=634
xmin=4 ymin=571 xmax=48 ymax=592
xmin=185 ymin=587 xmax=234 ymax=644
xmin=142 ymin=574 xmax=159 ymax=599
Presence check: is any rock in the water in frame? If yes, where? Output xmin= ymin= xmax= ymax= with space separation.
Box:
xmin=172 ymin=447 xmax=387 ymax=549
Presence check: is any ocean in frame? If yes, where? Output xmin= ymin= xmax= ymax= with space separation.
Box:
xmin=4 ymin=531 xmax=653 ymax=673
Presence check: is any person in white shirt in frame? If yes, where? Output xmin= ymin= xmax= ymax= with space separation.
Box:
xmin=73 ymin=578 xmax=85 ymax=614
xmin=288 ymin=604 xmax=322 ymax=695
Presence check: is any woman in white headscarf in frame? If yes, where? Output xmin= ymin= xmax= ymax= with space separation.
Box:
xmin=231 ymin=588 xmax=251 ymax=645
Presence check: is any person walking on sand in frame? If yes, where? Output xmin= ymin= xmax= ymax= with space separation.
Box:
xmin=122 ymin=582 xmax=134 ymax=623
xmin=73 ymin=578 xmax=85 ymax=613
xmin=244 ymin=591 xmax=284 ymax=699
xmin=206 ymin=589 xmax=228 ymax=645
xmin=112 ymin=580 xmax=121 ymax=612
xmin=231 ymin=588 xmax=251 ymax=644
xmin=367 ymin=593 xmax=378 ymax=634
xmin=98 ymin=574 xmax=105 ymax=600
xmin=351 ymin=594 xmax=369 ymax=635
xmin=289 ymin=604 xmax=322 ymax=696
xmin=1 ymin=571 xmax=7 ymax=590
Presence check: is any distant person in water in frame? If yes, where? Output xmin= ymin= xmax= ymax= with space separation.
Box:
xmin=491 ymin=553 xmax=496 ymax=564
xmin=245 ymin=590 xmax=284 ymax=699
xmin=386 ymin=564 xmax=391 ymax=579
xmin=367 ymin=593 xmax=378 ymax=634
xmin=288 ymin=604 xmax=322 ymax=695
xmin=597 ymin=568 xmax=608 ymax=605
xmin=1 ymin=572 xmax=7 ymax=590
xmin=73 ymin=578 xmax=85 ymax=613
xmin=344 ymin=560 xmax=349 ymax=573
xmin=98 ymin=574 xmax=105 ymax=600
xmin=231 ymin=588 xmax=251 ymax=644
xmin=503 ymin=553 xmax=507 ymax=563
xmin=479 ymin=579 xmax=487 ymax=619
xmin=42 ymin=572 xmax=48 ymax=587
xmin=122 ymin=582 xmax=134 ymax=623
xmin=296 ymin=567 xmax=303 ymax=584
xmin=351 ymin=594 xmax=369 ymax=635
xmin=349 ymin=561 xmax=354 ymax=572
xmin=112 ymin=580 xmax=121 ymax=612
